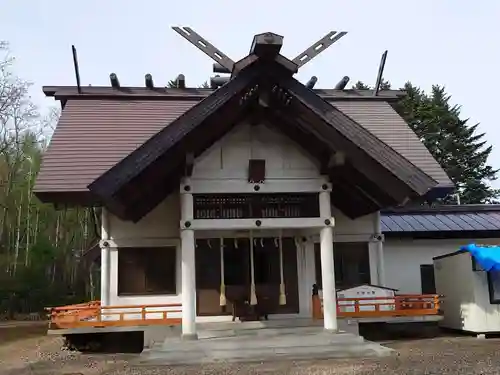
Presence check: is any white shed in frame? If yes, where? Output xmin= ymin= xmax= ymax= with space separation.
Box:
xmin=433 ymin=250 xmax=500 ymax=334
xmin=336 ymin=284 xmax=397 ymax=313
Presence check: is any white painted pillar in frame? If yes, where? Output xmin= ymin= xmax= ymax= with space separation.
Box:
xmin=373 ymin=211 xmax=386 ymax=287
xmin=100 ymin=208 xmax=111 ymax=306
xmin=319 ymin=190 xmax=337 ymax=331
xmin=180 ymin=189 xmax=197 ymax=339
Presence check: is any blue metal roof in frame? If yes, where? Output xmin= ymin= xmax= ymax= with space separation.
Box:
xmin=381 ymin=205 xmax=500 ymax=233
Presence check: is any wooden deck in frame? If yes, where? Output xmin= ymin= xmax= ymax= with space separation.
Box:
xmin=46 ymin=294 xmax=440 ymax=330
xmin=312 ymin=294 xmax=441 ymax=320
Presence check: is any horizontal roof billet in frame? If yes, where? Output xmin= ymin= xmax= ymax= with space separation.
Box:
xmin=42 ymin=86 xmax=406 ymax=101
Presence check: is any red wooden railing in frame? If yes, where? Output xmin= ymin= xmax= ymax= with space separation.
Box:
xmin=46 ymin=301 xmax=182 ymax=330
xmin=312 ymin=294 xmax=441 ymax=319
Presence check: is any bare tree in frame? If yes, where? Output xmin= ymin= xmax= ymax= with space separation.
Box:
xmin=0 ymin=42 xmax=40 ymax=271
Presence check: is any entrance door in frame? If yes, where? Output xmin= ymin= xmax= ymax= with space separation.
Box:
xmin=253 ymin=237 xmax=299 ymax=314
xmin=420 ymin=264 xmax=436 ymax=294
xmin=195 ymin=237 xmax=299 ymax=316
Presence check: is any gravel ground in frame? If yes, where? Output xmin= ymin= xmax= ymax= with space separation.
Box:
xmin=2 ymin=334 xmax=500 ymax=374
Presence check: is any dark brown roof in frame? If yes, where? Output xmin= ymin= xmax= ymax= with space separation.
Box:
xmin=35 ymin=93 xmax=451 ymax=198
xmin=334 ymin=101 xmax=451 ymax=187
xmin=35 ymin=99 xmax=196 ymax=196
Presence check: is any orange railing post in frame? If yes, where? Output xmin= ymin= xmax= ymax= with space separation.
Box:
xmin=311 ymin=295 xmax=322 ymax=320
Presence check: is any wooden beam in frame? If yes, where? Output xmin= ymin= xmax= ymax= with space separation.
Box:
xmin=292 ymin=31 xmax=347 ymax=68
xmin=249 ymin=32 xmax=283 ymax=59
xmin=185 ymin=153 xmax=194 ymax=177
xmin=172 ymin=26 xmax=235 ymax=72
xmin=182 ymin=178 xmax=330 ymax=194
xmin=183 ymin=217 xmax=334 ymax=231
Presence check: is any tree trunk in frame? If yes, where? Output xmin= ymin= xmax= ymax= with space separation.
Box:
xmin=13 ymin=192 xmax=23 ymax=275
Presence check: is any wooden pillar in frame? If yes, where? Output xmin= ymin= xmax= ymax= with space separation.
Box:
xmin=319 ymin=190 xmax=337 ymax=331
xmin=373 ymin=211 xmax=386 ymax=287
xmin=181 ymin=188 xmax=197 ymax=339
xmin=100 ymin=208 xmax=111 ymax=306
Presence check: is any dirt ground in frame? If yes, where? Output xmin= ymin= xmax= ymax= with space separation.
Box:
xmin=2 ymin=327 xmax=500 ymax=374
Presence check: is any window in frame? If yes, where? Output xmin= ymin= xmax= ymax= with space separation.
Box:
xmin=487 ymin=271 xmax=500 ymax=304
xmin=118 ymin=247 xmax=177 ymax=295
xmin=314 ymin=242 xmax=370 ymax=289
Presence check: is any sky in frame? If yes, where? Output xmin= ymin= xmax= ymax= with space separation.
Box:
xmin=1 ymin=0 xmax=500 ymax=185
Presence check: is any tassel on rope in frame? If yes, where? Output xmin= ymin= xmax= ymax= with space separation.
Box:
xmin=219 ymin=238 xmax=226 ymax=306
xmin=278 ymin=231 xmax=286 ymax=305
xmin=249 ymin=232 xmax=258 ymax=305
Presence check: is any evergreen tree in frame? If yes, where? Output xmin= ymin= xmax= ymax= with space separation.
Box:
xmin=353 ymin=81 xmax=370 ymax=90
xmin=352 ymin=80 xmax=499 ymax=203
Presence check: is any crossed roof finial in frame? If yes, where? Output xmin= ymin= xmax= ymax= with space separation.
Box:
xmin=171 ymin=26 xmax=348 ymax=74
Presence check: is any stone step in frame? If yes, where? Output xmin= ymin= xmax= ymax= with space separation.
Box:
xmin=197 ymin=318 xmax=323 ymax=331
xmin=161 ymin=332 xmax=365 ymax=351
xmin=142 ymin=341 xmax=393 ymax=365
xmin=197 ymin=325 xmax=333 ymax=339
xmin=144 ymin=318 xmax=358 ymax=348
xmin=196 ymin=318 xmax=356 ymax=339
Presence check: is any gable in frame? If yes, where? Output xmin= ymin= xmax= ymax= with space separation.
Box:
xmin=192 ymin=122 xmax=320 ymax=180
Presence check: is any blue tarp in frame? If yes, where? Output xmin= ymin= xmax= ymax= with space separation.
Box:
xmin=460 ymin=243 xmax=500 ymax=271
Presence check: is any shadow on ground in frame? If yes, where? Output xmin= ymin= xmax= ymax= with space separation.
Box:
xmin=359 ymin=321 xmax=460 ymax=342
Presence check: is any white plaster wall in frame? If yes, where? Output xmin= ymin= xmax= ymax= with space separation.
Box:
xmin=331 ymin=207 xmax=375 ymax=237
xmin=109 ymin=193 xmax=180 ymax=242
xmin=192 ymin=122 xmax=321 ymax=180
xmin=384 ymin=238 xmax=500 ymax=294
